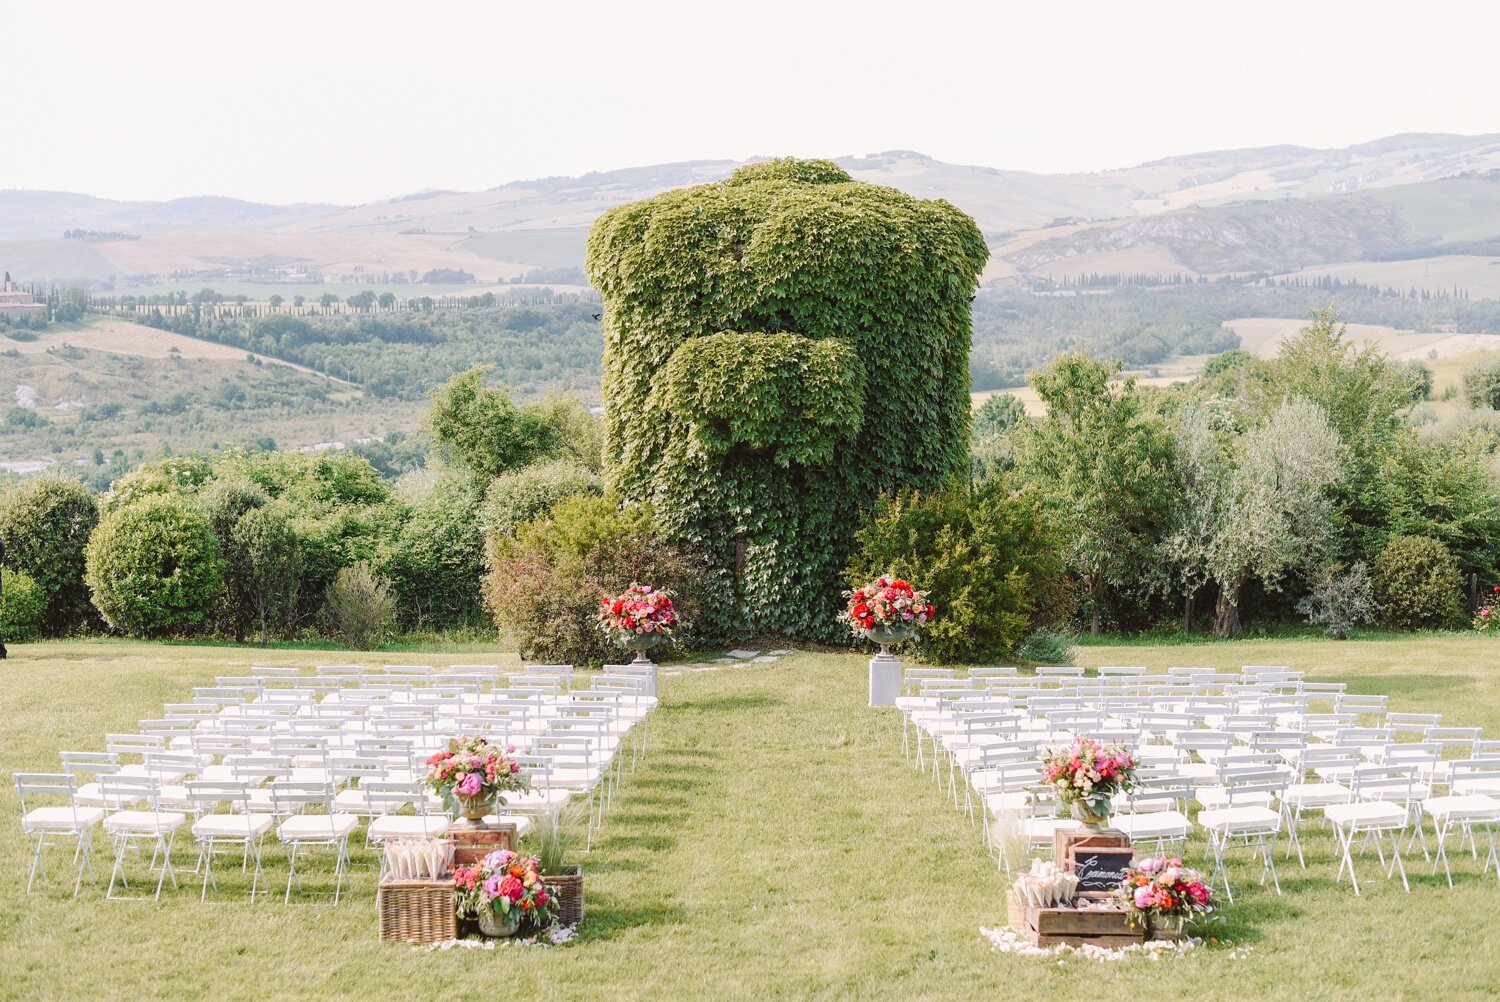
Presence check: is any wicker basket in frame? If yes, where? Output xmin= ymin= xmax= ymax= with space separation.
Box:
xmin=378 ymin=878 xmax=457 ymax=945
xmin=546 ymin=865 xmax=584 ymax=928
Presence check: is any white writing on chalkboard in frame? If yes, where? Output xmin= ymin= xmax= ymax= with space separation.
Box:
xmin=1073 ymin=850 xmax=1134 ymax=892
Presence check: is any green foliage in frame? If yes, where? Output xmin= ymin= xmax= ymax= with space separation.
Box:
xmin=587 ymin=158 xmax=988 ymax=638
xmin=484 ymin=496 xmax=727 ymax=667
xmin=0 ymin=475 xmax=99 ymax=634
xmin=426 ymin=367 xmax=557 ymax=477
xmin=662 ymin=333 xmax=867 ymax=467
xmin=0 ymin=569 xmax=47 ymax=642
xmin=847 ymin=481 xmax=1066 ymax=663
xmin=1014 ymin=351 xmax=1177 ymax=633
xmin=480 ymin=459 xmax=601 ymax=538
xmin=377 ymin=472 xmax=486 ymax=630
xmin=1372 ymin=535 xmax=1464 ymax=631
xmin=231 ymin=506 xmax=303 ymax=646
xmin=1016 ymin=627 xmax=1078 ymax=666
xmin=84 ymin=495 xmax=225 ymax=637
xmin=1202 ymin=349 xmax=1256 ymax=379
xmin=320 ymin=562 xmax=396 ymax=650
xmin=1399 ymin=360 xmax=1434 ymax=402
xmin=1462 ymin=357 xmax=1500 ymax=410
xmin=971 ymin=394 xmax=1025 ymax=440
xmin=1297 ymin=562 xmax=1378 ymax=639
xmin=1370 ymin=433 xmax=1500 ymax=584
xmin=200 ymin=477 xmax=269 ymax=641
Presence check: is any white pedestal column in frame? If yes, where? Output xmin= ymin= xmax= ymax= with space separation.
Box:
xmin=869 ymin=653 xmax=901 ymax=707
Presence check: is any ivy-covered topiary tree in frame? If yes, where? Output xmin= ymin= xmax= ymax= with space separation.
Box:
xmin=586 ymin=158 xmax=988 ymax=637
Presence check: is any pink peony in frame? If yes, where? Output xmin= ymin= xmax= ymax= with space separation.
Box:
xmin=481 ymin=875 xmax=505 ymax=899
xmin=498 ymin=875 xmax=525 ymax=902
xmin=455 ymin=771 xmax=484 ymax=797
xmin=1133 ymin=885 xmax=1154 ymax=909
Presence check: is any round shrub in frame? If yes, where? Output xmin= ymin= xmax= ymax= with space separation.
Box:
xmin=0 ymin=569 xmax=48 ymax=642
xmin=480 ymin=459 xmax=601 ymax=538
xmin=0 ymin=475 xmax=99 ymax=634
xmin=1462 ymin=357 xmax=1500 ymax=410
xmin=378 ymin=473 xmax=487 ymax=630
xmin=320 ymin=562 xmax=395 ymax=650
xmin=846 ymin=480 xmax=1067 ymax=664
xmin=84 ymin=495 xmax=225 ymax=637
xmin=484 ymin=496 xmax=728 ymax=667
xmin=586 ymin=158 xmax=988 ymax=640
xmin=1372 ymin=534 xmax=1464 ymax=630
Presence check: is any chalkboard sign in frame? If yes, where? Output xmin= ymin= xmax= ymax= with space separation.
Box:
xmin=1072 ymin=850 xmax=1134 ymax=894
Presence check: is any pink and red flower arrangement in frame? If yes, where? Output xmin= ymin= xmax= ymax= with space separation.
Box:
xmin=453 ymin=849 xmax=554 ymax=927
xmin=598 ymin=583 xmax=679 ymax=643
xmin=843 ymin=576 xmax=934 ymax=638
xmin=1040 ymin=737 xmax=1139 ymax=812
xmin=1475 ymin=584 xmax=1499 ymax=633
xmin=424 ymin=735 xmax=528 ymax=810
xmin=1115 ymin=856 xmax=1213 ymax=928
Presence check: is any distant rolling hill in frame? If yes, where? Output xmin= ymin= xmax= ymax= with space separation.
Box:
xmin=7 ymin=133 xmax=1500 ymax=295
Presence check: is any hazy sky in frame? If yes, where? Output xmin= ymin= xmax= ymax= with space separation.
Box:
xmin=4 ymin=0 xmax=1499 ymax=205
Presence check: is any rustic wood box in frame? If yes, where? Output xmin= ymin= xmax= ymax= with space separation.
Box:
xmin=1023 ymin=901 xmax=1144 ymax=949
xmin=441 ymin=821 xmax=516 ymax=865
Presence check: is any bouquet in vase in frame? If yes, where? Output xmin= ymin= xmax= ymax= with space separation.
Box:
xmin=598 ymin=583 xmax=678 ymax=647
xmin=453 ymin=849 xmax=554 ymax=932
xmin=843 ymin=576 xmax=934 ymax=641
xmin=425 ymin=735 xmax=528 ymax=818
xmin=1040 ymin=737 xmax=1138 ymax=823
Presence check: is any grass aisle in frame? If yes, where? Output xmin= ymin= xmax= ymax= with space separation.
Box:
xmin=2 ymin=640 xmax=1500 ymax=999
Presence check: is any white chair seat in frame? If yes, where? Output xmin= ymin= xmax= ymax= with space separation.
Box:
xmin=982 ymin=791 xmax=1031 ymax=815
xmin=105 ymin=810 xmax=187 ymax=835
xmin=1198 ymin=805 xmax=1281 ymax=833
xmin=1114 ymin=810 xmax=1191 ymax=840
xmin=23 ymin=806 xmax=105 ymax=832
xmin=1197 ymin=787 xmax=1274 ymax=811
xmin=73 ymin=782 xmax=139 ymax=809
xmin=1325 ymin=800 xmax=1406 ymax=827
xmin=369 ymin=815 xmax=452 ymax=840
xmin=1020 ymin=817 xmax=1075 ymax=843
xmin=1423 ymin=794 xmax=1500 ymax=822
xmin=499 ymin=789 xmax=574 ymax=812
xmin=193 ymin=813 xmax=276 ymax=838
xmin=278 ymin=814 xmax=358 ymax=839
xmin=1281 ymin=782 xmax=1351 ymax=808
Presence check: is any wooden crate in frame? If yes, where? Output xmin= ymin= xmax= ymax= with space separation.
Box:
xmin=441 ymin=821 xmax=516 ymax=865
xmin=1023 ymin=901 xmax=1143 ymax=949
xmin=378 ymin=878 xmax=457 ymax=945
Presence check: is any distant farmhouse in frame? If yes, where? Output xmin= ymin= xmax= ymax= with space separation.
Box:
xmin=0 ymin=272 xmax=47 ymax=321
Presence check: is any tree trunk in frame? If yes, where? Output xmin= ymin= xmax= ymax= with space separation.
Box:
xmin=1088 ymin=575 xmax=1103 ymax=635
xmin=1213 ymin=580 xmax=1243 ymax=638
xmin=1182 ymin=594 xmax=1195 ymax=633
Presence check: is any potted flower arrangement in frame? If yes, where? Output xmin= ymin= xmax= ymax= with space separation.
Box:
xmin=1040 ymin=737 xmax=1138 ymax=831
xmin=453 ymin=849 xmax=554 ymax=938
xmin=425 ymin=735 xmax=528 ymax=824
xmin=1114 ymin=856 xmax=1213 ymax=940
xmin=843 ymin=576 xmax=935 ymax=655
xmin=1475 ymin=585 xmax=1499 ymax=633
xmin=598 ymin=583 xmax=679 ymax=663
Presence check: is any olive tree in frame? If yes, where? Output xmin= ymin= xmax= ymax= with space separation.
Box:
xmin=1204 ymin=398 xmax=1345 ymax=636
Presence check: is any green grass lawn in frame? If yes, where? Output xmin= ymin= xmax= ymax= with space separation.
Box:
xmin=2 ymin=636 xmax=1499 ymax=1000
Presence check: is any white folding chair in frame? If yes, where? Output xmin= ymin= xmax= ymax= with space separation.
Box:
xmin=1197 ymin=768 xmax=1287 ymax=903
xmin=15 ymin=772 xmax=105 ymax=896
xmin=100 ymin=774 xmax=186 ymax=901
xmin=1325 ymin=765 xmax=1418 ymax=895
xmin=186 ymin=781 xmax=275 ymax=902
xmin=270 ymin=782 xmax=357 ymax=904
